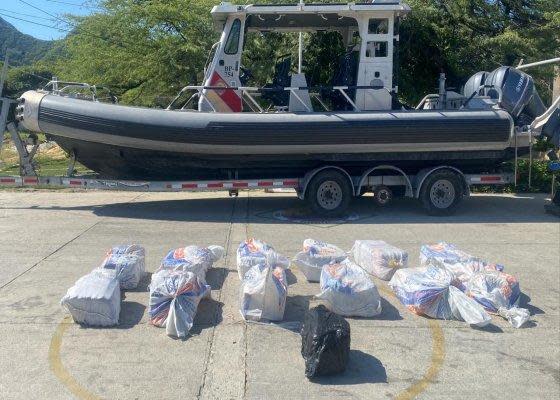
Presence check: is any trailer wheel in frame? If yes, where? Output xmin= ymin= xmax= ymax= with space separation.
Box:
xmin=306 ymin=170 xmax=352 ymax=216
xmin=419 ymin=171 xmax=463 ymax=215
xmin=373 ymin=185 xmax=393 ymax=207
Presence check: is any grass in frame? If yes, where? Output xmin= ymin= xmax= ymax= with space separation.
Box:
xmin=0 ymin=136 xmax=92 ymax=177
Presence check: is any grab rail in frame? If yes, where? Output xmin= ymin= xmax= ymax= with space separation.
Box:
xmin=42 ymin=79 xmax=118 ymax=103
xmin=167 ymin=84 xmax=390 ymax=112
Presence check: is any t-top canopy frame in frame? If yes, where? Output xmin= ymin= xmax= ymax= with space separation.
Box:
xmin=211 ymin=2 xmax=411 ymax=32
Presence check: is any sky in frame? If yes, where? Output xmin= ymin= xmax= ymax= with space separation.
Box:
xmin=0 ymin=0 xmax=96 ymax=40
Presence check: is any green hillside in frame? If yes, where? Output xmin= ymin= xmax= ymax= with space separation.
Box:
xmin=0 ymin=17 xmax=54 ymax=66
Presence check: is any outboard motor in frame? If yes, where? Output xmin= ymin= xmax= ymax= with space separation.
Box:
xmin=484 ymin=66 xmax=546 ymax=120
xmin=485 ymin=66 xmax=559 ymax=145
xmin=462 ymin=71 xmax=488 ymax=97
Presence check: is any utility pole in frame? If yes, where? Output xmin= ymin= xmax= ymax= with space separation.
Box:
xmin=0 ymin=52 xmax=8 ymax=98
xmin=0 ymin=52 xmax=10 ymax=164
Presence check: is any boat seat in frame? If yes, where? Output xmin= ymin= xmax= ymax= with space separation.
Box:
xmin=322 ymin=48 xmax=359 ymax=111
xmin=289 ymin=73 xmax=313 ymax=113
xmin=262 ymin=56 xmax=292 ymax=108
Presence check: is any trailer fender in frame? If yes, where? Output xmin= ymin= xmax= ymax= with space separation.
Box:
xmin=298 ymin=166 xmax=355 ymax=200
xmin=414 ymin=166 xmax=470 ymax=199
xmin=358 ymin=165 xmax=414 ymax=198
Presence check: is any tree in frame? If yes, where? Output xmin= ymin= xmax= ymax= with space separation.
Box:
xmin=36 ymin=0 xmax=560 ymax=106
xmin=400 ymin=0 xmax=560 ymax=104
xmin=56 ymin=0 xmax=217 ymax=106
xmin=3 ymin=65 xmax=54 ymax=98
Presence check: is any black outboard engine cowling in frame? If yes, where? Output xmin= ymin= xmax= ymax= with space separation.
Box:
xmin=484 ymin=66 xmax=546 ymax=120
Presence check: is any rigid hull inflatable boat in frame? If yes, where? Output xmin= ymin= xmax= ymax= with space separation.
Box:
xmin=24 ymin=92 xmax=517 ymax=180
xmin=16 ymin=1 xmax=559 ymax=181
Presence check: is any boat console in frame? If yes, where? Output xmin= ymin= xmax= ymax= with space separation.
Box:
xmin=200 ymin=1 xmax=411 ymax=113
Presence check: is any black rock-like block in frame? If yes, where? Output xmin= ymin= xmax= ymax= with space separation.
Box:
xmin=301 ymin=305 xmax=351 ymax=379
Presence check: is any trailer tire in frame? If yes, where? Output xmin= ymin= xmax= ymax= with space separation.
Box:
xmin=419 ymin=171 xmax=463 ymax=216
xmin=306 ymin=170 xmax=352 ymax=216
xmin=373 ymin=185 xmax=393 ymax=207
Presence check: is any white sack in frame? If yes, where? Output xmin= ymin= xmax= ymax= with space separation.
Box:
xmin=61 ymin=271 xmax=121 ymax=327
xmin=466 ymin=270 xmax=530 ymax=328
xmin=316 ymin=259 xmax=382 ymax=318
xmin=240 ymin=264 xmax=288 ymax=322
xmin=352 ymin=240 xmax=408 ymax=281
xmin=148 ymin=270 xmax=210 ymax=339
xmin=389 ymin=266 xmax=491 ymax=328
xmin=97 ymin=245 xmax=145 ymax=290
xmin=420 ymin=242 xmax=504 ymax=286
xmin=293 ymin=239 xmax=347 ymax=282
xmin=237 ymin=239 xmax=289 ymax=280
xmin=158 ymin=245 xmax=224 ymax=281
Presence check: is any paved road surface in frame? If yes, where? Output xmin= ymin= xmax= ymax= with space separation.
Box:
xmin=0 ymin=190 xmax=558 ymax=399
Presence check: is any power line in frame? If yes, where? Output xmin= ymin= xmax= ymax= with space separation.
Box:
xmin=18 ymin=0 xmax=72 ymax=27
xmin=0 ymin=12 xmax=71 ymax=33
xmin=0 ymin=8 xmax=56 ymax=22
xmin=14 ymin=0 xmax=141 ymax=50
xmin=4 ymin=2 xmax=162 ymax=64
xmin=45 ymin=0 xmax=100 ymax=9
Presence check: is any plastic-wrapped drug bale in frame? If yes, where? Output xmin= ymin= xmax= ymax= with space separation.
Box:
xmin=352 ymin=240 xmax=408 ymax=281
xmin=301 ymin=305 xmax=350 ymax=378
xmin=237 ymin=238 xmax=289 ymax=280
xmin=158 ymin=245 xmax=224 ymax=281
xmin=98 ymin=245 xmax=145 ymax=290
xmin=293 ymin=239 xmax=347 ymax=282
xmin=316 ymin=259 xmax=382 ymax=318
xmin=389 ymin=266 xmax=491 ymax=327
xmin=61 ymin=271 xmax=121 ymax=327
xmin=420 ymin=242 xmax=504 ymax=286
xmin=240 ymin=264 xmax=288 ymax=322
xmin=466 ymin=271 xmax=530 ymax=328
xmin=149 ymin=270 xmax=210 ymax=338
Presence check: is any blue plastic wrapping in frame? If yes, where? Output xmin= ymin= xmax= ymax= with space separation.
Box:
xmin=316 ymin=259 xmax=382 ymax=318
xmin=237 ymin=238 xmax=289 ymax=280
xmin=98 ymin=245 xmax=145 ymax=290
xmin=149 ymin=270 xmax=210 ymax=338
xmin=240 ymin=264 xmax=288 ymax=322
xmin=389 ymin=266 xmax=491 ymax=327
xmin=158 ymin=245 xmax=224 ymax=282
xmin=293 ymin=239 xmax=348 ymax=283
xmin=420 ymin=242 xmax=504 ymax=286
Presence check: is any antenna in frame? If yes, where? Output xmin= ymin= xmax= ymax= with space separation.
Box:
xmin=298 ymin=0 xmax=304 ymax=73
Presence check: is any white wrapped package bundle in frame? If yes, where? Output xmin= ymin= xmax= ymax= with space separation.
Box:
xmin=149 ymin=270 xmax=210 ymax=338
xmin=420 ymin=242 xmax=504 ymax=286
xmin=240 ymin=264 xmax=288 ymax=322
xmin=98 ymin=245 xmax=145 ymax=290
xmin=389 ymin=266 xmax=491 ymax=327
xmin=293 ymin=239 xmax=348 ymax=282
xmin=316 ymin=260 xmax=382 ymax=318
xmin=237 ymin=238 xmax=289 ymax=280
xmin=158 ymin=245 xmax=224 ymax=281
xmin=61 ymin=271 xmax=121 ymax=327
xmin=466 ymin=271 xmax=530 ymax=328
xmin=352 ymin=240 xmax=408 ymax=281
